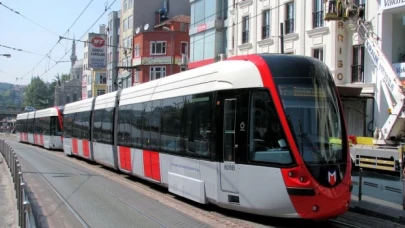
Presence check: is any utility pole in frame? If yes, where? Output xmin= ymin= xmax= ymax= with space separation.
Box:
xmin=280 ymin=23 xmax=284 ymax=54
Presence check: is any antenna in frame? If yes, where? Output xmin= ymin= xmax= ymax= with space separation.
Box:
xmin=135 ymin=27 xmax=141 ymax=34
xmin=144 ymin=23 xmax=149 ymax=31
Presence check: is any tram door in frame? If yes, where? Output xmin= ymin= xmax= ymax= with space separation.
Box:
xmin=219 ymin=90 xmax=249 ymax=194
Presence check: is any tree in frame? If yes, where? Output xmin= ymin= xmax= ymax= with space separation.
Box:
xmin=23 ymin=76 xmax=53 ymax=109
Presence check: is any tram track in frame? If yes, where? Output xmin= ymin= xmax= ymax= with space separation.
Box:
xmin=7 ymin=136 xmax=400 ymax=228
xmin=17 ymin=144 xmax=172 ymax=228
xmin=329 ymin=219 xmax=361 ymax=228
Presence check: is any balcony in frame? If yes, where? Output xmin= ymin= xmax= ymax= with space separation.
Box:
xmin=313 ymin=11 xmax=324 ymax=28
xmin=351 ymin=65 xmax=364 ymax=83
xmin=285 ymin=19 xmax=294 ymax=34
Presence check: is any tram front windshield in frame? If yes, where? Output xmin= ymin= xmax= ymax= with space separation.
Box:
xmin=274 ymin=69 xmax=348 ymax=186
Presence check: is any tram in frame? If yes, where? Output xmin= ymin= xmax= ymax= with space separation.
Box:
xmin=16 ymin=106 xmax=64 ymax=150
xmin=63 ymin=54 xmax=352 ymax=220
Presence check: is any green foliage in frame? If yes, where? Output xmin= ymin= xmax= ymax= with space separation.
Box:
xmin=0 ymin=83 xmax=22 ymax=107
xmin=23 ymin=76 xmax=54 ymax=109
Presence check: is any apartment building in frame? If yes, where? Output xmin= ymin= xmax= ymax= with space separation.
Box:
xmin=132 ymin=15 xmax=190 ymax=85
xmin=106 ymin=10 xmax=121 ymax=93
xmin=118 ymin=0 xmax=190 ymax=89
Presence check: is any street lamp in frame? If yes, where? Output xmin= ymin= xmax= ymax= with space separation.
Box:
xmin=0 ymin=54 xmax=11 ymax=58
xmin=162 ymin=26 xmax=174 ymax=75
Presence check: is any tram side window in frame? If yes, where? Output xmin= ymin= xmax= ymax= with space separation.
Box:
xmin=101 ymin=108 xmax=114 ymax=145
xmin=150 ymin=101 xmax=162 ymax=151
xmin=131 ymin=103 xmax=143 ymax=148
xmin=117 ymin=105 xmax=131 ymax=147
xmin=27 ymin=119 xmax=34 ymax=134
xmin=249 ymin=90 xmax=293 ymax=165
xmin=82 ymin=111 xmax=90 ymax=140
xmin=184 ymin=93 xmax=213 ymax=158
xmin=44 ymin=117 xmax=51 ymax=135
xmin=161 ymin=96 xmax=184 ymax=154
xmin=64 ymin=114 xmax=73 ymax=138
xmin=51 ymin=116 xmax=62 ymax=136
xmin=93 ymin=109 xmax=103 ymax=142
xmin=71 ymin=112 xmax=80 ymax=138
xmin=142 ymin=102 xmax=152 ymax=148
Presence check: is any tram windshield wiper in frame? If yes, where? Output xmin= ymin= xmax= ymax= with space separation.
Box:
xmin=297 ymin=118 xmax=327 ymax=164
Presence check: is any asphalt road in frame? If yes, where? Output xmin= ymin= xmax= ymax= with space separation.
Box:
xmin=2 ymin=134 xmax=404 ymax=228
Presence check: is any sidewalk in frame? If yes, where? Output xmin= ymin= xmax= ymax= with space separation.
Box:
xmin=349 ymin=194 xmax=405 ymax=224
xmin=0 ymin=154 xmax=17 ymax=228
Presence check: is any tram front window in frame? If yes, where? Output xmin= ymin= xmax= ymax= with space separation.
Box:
xmin=249 ymin=90 xmax=293 ymax=165
xmin=274 ymin=73 xmax=348 ymax=187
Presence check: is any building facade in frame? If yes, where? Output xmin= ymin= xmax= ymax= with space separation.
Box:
xmin=188 ymin=0 xmax=228 ymax=69
xmin=107 ymin=10 xmax=121 ymax=93
xmin=118 ymin=0 xmax=190 ymax=89
xmin=132 ymin=15 xmax=190 ymax=84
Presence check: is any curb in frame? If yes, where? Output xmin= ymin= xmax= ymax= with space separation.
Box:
xmin=349 ymin=206 xmax=405 ymax=225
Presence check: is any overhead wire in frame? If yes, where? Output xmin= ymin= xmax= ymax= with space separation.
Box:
xmin=0 ymin=44 xmax=60 ymax=61
xmin=37 ymin=0 xmax=118 ymax=79
xmin=0 ymin=1 xmax=59 ymax=36
xmin=18 ymin=0 xmax=95 ymax=81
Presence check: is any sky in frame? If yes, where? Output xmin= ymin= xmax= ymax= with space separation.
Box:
xmin=0 ymin=0 xmax=120 ymax=85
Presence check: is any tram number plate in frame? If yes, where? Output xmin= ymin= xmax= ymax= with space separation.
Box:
xmin=224 ymin=164 xmax=235 ymax=171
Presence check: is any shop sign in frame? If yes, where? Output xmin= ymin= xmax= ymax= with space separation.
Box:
xmin=381 ymin=0 xmax=405 ymax=11
xmin=141 ymin=56 xmax=172 ymax=65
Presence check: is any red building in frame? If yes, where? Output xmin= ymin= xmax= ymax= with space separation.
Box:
xmin=132 ymin=15 xmax=190 ymax=85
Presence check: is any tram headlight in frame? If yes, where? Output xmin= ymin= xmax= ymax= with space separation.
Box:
xmin=299 ymin=176 xmax=305 ymax=182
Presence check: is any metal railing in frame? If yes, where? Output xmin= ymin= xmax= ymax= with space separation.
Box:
xmin=352 ymin=168 xmax=405 ymax=211
xmin=0 ymin=139 xmax=35 ymax=228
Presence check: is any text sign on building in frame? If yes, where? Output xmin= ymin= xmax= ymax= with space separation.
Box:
xmin=393 ymin=62 xmax=405 ymax=78
xmin=141 ymin=56 xmax=172 ymax=65
xmin=88 ymin=33 xmax=107 ymax=69
xmin=381 ymin=0 xmax=405 ymax=10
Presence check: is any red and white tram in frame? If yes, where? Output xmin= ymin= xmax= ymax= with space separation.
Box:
xmin=16 ymin=107 xmax=64 ymax=149
xmin=63 ymin=54 xmax=352 ymax=220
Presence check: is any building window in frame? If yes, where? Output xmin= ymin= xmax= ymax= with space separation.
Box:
xmin=128 ymin=15 xmax=133 ymax=29
xmin=97 ymin=90 xmax=106 ymax=96
xmin=73 ymin=93 xmax=78 ymax=102
xmin=66 ymin=95 xmax=70 ymax=104
xmin=313 ymin=48 xmax=324 ymax=62
xmin=108 ymin=86 xmax=112 ymax=92
xmin=128 ymin=0 xmax=133 ymax=8
xmin=150 ymin=41 xmax=166 ymax=55
xmin=123 ymin=0 xmax=128 ymax=11
xmin=180 ymin=23 xmax=186 ymax=32
xmin=134 ymin=71 xmax=140 ymax=83
xmin=352 ymin=45 xmax=365 ymax=83
xmin=128 ymin=37 xmax=133 ymax=48
xmin=313 ymin=0 xmax=324 ymax=28
xmin=285 ymin=2 xmax=295 ymax=34
xmin=262 ymin=10 xmax=270 ymax=40
xmin=134 ymin=44 xmax=140 ymax=57
xmin=181 ymin=42 xmax=188 ymax=55
xmin=242 ymin=16 xmax=249 ymax=44
xmin=96 ymin=73 xmax=107 ymax=84
xmin=150 ymin=66 xmax=166 ymax=81
xmin=123 ymin=18 xmax=128 ymax=31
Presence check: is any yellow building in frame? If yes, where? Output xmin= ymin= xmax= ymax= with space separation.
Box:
xmin=91 ymin=69 xmax=107 ymax=97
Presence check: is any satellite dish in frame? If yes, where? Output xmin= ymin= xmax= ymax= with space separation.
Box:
xmin=144 ymin=23 xmax=149 ymax=31
xmin=135 ymin=27 xmax=140 ymax=34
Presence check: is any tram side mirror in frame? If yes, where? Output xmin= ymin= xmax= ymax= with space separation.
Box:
xmin=278 ymin=139 xmax=287 ymax=148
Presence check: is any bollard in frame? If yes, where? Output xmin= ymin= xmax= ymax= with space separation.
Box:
xmin=358 ymin=168 xmax=363 ymax=201
xmin=22 ymin=201 xmax=31 ymax=228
